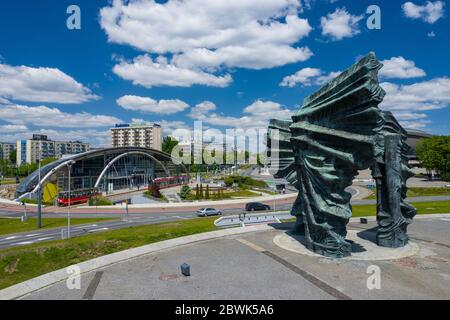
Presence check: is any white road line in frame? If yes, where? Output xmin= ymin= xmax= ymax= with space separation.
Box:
xmin=74 ymin=224 xmax=97 ymax=229
xmin=4 ymin=236 xmax=17 ymax=240
xmin=36 ymin=237 xmax=54 ymax=241
xmin=15 ymin=241 xmax=34 ymax=245
xmin=440 ymin=218 xmax=450 ymax=222
xmin=89 ymin=227 xmax=109 ymax=232
xmin=174 ymin=216 xmax=189 ymax=220
xmin=25 ymin=233 xmax=42 ymax=237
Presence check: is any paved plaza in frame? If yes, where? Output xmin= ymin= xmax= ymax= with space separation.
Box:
xmin=20 ymin=216 xmax=450 ymax=300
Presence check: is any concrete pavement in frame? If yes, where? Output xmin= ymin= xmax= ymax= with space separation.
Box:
xmin=7 ymin=215 xmax=450 ymax=300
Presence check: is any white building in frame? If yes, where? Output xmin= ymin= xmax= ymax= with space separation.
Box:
xmin=0 ymin=142 xmax=15 ymax=161
xmin=110 ymin=123 xmax=162 ymax=151
xmin=16 ymin=134 xmax=90 ymax=166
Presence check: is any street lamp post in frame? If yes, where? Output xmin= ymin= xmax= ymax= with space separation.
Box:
xmin=37 ymin=146 xmax=42 ymax=229
xmin=67 ymin=161 xmax=74 ymax=239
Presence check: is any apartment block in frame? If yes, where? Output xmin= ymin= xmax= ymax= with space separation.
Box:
xmin=110 ymin=123 xmax=162 ymax=151
xmin=16 ymin=134 xmax=90 ymax=166
xmin=0 ymin=142 xmax=15 ymax=161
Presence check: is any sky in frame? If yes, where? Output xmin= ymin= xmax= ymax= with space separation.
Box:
xmin=0 ymin=0 xmax=449 ymax=147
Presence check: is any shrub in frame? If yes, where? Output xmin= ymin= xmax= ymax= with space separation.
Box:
xmin=89 ymin=196 xmax=113 ymax=206
xmin=179 ymin=185 xmax=191 ymax=199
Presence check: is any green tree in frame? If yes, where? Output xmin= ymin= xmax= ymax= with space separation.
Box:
xmin=416 ymin=135 xmax=450 ymax=180
xmin=162 ymin=136 xmax=179 ymax=155
xmin=205 ymin=184 xmax=210 ymax=199
xmin=195 ymin=184 xmax=200 ymax=200
xmin=199 ymin=184 xmax=204 ymax=199
xmin=9 ymin=150 xmax=16 ymax=164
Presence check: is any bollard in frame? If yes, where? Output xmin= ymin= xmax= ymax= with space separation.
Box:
xmin=180 ymin=263 xmax=190 ymax=276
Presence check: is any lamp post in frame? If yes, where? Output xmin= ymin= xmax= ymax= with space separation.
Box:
xmin=66 ymin=161 xmax=74 ymax=239
xmin=37 ymin=145 xmax=42 ymax=229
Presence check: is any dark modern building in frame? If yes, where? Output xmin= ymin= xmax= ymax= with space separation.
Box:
xmin=406 ymin=129 xmax=433 ymax=160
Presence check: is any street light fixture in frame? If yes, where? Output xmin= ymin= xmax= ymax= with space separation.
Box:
xmin=66 ymin=160 xmax=75 ymax=239
xmin=37 ymin=144 xmax=42 ymax=228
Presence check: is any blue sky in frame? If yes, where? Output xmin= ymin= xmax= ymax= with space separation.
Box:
xmin=0 ymin=0 xmax=449 ymax=146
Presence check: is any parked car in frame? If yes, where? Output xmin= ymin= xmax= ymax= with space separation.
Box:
xmin=196 ymin=208 xmax=222 ymax=217
xmin=245 ymin=202 xmax=271 ymax=211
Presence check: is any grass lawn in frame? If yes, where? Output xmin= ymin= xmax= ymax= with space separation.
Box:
xmin=352 ymin=200 xmax=450 ymax=217
xmin=364 ymin=187 xmax=450 ymax=200
xmin=0 ymin=217 xmax=116 ymax=236
xmin=0 ymin=217 xmax=216 ymax=290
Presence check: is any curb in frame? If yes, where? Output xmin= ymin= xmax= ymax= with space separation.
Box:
xmin=0 ymin=224 xmax=273 ymax=300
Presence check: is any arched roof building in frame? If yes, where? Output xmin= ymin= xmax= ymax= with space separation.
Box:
xmin=16 ymin=147 xmax=188 ymax=199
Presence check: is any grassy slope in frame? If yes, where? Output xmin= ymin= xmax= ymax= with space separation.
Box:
xmin=352 ymin=200 xmax=450 ymax=217
xmin=364 ymin=187 xmax=450 ymax=200
xmin=0 ymin=218 xmax=216 ymax=290
xmin=0 ymin=217 xmax=115 ymax=236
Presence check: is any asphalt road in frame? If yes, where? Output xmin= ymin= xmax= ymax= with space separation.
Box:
xmin=0 ymin=213 xmax=199 ymax=250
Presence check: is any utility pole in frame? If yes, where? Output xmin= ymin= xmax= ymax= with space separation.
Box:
xmin=37 ymin=144 xmax=42 ymax=229
xmin=67 ymin=161 xmax=74 ymax=239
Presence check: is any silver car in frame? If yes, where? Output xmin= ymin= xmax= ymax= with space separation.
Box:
xmin=196 ymin=208 xmax=222 ymax=217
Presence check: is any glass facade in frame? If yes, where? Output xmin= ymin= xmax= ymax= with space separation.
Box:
xmin=56 ymin=151 xmax=181 ymax=194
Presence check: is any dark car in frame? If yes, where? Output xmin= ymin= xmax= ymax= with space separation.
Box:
xmin=245 ymin=202 xmax=271 ymax=212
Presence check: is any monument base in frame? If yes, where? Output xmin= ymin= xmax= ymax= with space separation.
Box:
xmin=273 ymin=229 xmax=419 ymax=261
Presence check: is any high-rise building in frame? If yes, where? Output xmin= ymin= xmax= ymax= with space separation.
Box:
xmin=0 ymin=142 xmax=15 ymax=161
xmin=16 ymin=134 xmax=90 ymax=166
xmin=110 ymin=123 xmax=162 ymax=151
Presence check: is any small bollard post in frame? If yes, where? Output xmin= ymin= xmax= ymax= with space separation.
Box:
xmin=180 ymin=263 xmax=190 ymax=276
xmin=360 ymin=218 xmax=368 ymax=224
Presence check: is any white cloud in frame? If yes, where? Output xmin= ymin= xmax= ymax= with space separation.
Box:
xmin=402 ymin=1 xmax=445 ymax=24
xmin=0 ymin=64 xmax=99 ymax=104
xmin=0 ymin=104 xmax=122 ymax=128
xmin=379 ymin=56 xmax=426 ymax=79
xmin=0 ymin=124 xmax=28 ymax=134
xmin=113 ymin=55 xmax=232 ymax=88
xmin=117 ymin=95 xmax=189 ymax=115
xmin=399 ymin=119 xmax=431 ymax=129
xmin=172 ymin=44 xmax=313 ymax=70
xmin=380 ymin=77 xmax=450 ymax=130
xmin=189 ymin=100 xmax=295 ymax=128
xmin=381 ymin=77 xmax=450 ymax=112
xmin=0 ymin=126 xmax=112 ymax=147
xmin=101 ymin=0 xmax=314 ymax=87
xmin=130 ymin=118 xmax=191 ymax=136
xmin=428 ymin=31 xmax=436 ymax=37
xmin=280 ymin=67 xmax=340 ymax=87
xmin=320 ymin=8 xmax=363 ymax=40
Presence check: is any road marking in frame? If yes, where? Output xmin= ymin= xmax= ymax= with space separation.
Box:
xmin=83 ymin=271 xmax=104 ymax=300
xmin=16 ymin=241 xmax=34 ymax=245
xmin=4 ymin=236 xmax=17 ymax=240
xmin=174 ymin=216 xmax=189 ymax=220
xmin=74 ymin=224 xmax=97 ymax=229
xmin=36 ymin=237 xmax=54 ymax=241
xmin=25 ymin=233 xmax=42 ymax=237
xmin=89 ymin=227 xmax=109 ymax=232
xmin=440 ymin=218 xmax=450 ymax=222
